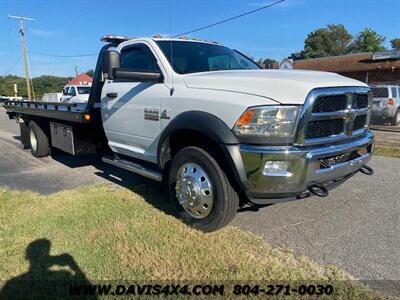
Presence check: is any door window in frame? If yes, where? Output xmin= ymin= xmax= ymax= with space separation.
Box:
xmin=391 ymin=87 xmax=397 ymax=98
xmin=120 ymin=45 xmax=160 ymax=73
xmin=371 ymin=87 xmax=388 ymax=98
xmin=68 ymin=87 xmax=76 ymax=96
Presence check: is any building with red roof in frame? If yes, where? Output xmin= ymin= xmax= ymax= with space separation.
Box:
xmin=67 ymin=73 xmax=93 ymax=86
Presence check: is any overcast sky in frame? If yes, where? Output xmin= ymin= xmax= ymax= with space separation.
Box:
xmin=0 ymin=0 xmax=399 ymax=77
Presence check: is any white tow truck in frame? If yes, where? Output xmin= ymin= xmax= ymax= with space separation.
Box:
xmin=4 ymin=35 xmax=375 ymax=231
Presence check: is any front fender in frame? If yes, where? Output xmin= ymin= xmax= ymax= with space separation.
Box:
xmin=157 ymin=110 xmax=248 ymax=190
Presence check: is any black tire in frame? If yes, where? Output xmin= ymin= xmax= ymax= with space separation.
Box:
xmin=168 ymin=146 xmax=239 ymax=232
xmin=28 ymin=121 xmax=50 ymax=158
xmin=390 ymin=109 xmax=400 ymax=126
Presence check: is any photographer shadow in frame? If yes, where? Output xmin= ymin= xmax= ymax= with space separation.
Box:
xmin=0 ymin=239 xmax=97 ymax=300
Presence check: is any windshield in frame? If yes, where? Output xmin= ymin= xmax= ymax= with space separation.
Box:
xmin=156 ymin=41 xmax=260 ymax=74
xmin=77 ymin=86 xmax=91 ymax=94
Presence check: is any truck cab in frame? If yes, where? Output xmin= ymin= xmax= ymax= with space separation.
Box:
xmin=61 ymin=85 xmax=91 ymax=103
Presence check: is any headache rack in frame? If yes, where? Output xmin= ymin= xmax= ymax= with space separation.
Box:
xmin=295 ymin=86 xmax=372 ymax=146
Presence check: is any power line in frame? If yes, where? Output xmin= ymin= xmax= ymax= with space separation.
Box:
xmin=0 ymin=40 xmax=20 ymax=74
xmin=50 ymin=7 xmax=92 ymax=31
xmin=3 ymin=55 xmax=23 ymax=76
xmin=29 ymin=51 xmax=98 ymax=58
xmin=173 ymin=0 xmax=285 ymax=37
xmin=19 ymin=2 xmax=99 ymax=60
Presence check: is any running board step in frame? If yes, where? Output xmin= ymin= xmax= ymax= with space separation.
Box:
xmin=102 ymin=157 xmax=162 ymax=182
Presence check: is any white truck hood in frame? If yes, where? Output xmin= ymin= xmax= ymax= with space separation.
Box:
xmin=182 ymin=69 xmax=368 ymax=104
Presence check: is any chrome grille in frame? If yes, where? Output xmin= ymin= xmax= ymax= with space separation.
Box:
xmin=305 ymin=119 xmax=344 ymax=139
xmin=353 ymin=94 xmax=369 ymax=109
xmin=312 ymin=95 xmax=347 ymax=113
xmin=353 ymin=115 xmax=367 ymax=131
xmin=296 ymin=87 xmax=372 ymax=145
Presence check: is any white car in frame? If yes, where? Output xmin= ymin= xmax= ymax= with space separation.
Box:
xmin=371 ymin=85 xmax=400 ymax=126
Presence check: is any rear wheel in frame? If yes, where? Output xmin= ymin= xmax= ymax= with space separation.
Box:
xmin=390 ymin=109 xmax=400 ymax=126
xmin=168 ymin=146 xmax=239 ymax=232
xmin=28 ymin=121 xmax=50 ymax=157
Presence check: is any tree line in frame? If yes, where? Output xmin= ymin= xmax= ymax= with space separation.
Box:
xmin=0 ymin=70 xmax=94 ymax=99
xmin=0 ymin=75 xmax=72 ymax=99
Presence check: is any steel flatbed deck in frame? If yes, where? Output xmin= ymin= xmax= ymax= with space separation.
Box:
xmin=5 ymin=100 xmax=97 ymax=123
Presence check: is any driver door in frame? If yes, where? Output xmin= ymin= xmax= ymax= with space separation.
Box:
xmin=101 ymin=43 xmax=169 ymax=162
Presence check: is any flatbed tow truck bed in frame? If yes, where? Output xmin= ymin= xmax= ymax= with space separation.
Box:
xmin=5 ymin=101 xmax=96 ymax=123
xmin=4 ymin=98 xmax=104 ymax=156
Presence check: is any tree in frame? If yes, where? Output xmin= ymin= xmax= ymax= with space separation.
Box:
xmin=262 ymin=58 xmax=277 ymax=67
xmin=390 ymin=38 xmax=400 ymax=50
xmin=85 ymin=69 xmax=94 ymax=77
xmin=256 ymin=58 xmax=277 ymax=68
xmin=349 ymin=28 xmax=386 ymax=53
xmin=288 ymin=51 xmax=305 ymax=60
xmin=299 ymin=24 xmax=352 ymax=59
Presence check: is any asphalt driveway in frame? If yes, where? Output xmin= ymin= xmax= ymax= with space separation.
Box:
xmin=0 ymin=107 xmax=399 ymax=295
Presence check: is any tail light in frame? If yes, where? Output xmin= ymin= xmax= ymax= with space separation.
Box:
xmin=388 ymin=98 xmax=394 ymax=106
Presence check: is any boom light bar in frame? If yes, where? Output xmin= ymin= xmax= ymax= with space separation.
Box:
xmin=100 ymin=35 xmax=134 ymax=44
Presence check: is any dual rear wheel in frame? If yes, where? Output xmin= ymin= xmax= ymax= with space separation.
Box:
xmin=27 ymin=121 xmax=50 ymax=158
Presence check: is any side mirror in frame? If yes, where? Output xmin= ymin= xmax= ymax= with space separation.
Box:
xmin=102 ymin=50 xmax=120 ymax=80
xmin=113 ymin=68 xmax=163 ymax=82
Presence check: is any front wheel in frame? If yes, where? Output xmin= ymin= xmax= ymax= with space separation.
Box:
xmin=168 ymin=146 xmax=239 ymax=232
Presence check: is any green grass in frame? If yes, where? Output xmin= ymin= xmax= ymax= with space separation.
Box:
xmin=375 ymin=145 xmax=400 ymax=158
xmin=0 ymin=185 xmax=392 ymax=299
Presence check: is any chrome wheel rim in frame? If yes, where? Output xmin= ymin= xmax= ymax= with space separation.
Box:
xmin=30 ymin=130 xmax=37 ymax=152
xmin=175 ymin=163 xmax=213 ymax=219
xmin=397 ymin=112 xmax=400 ymax=125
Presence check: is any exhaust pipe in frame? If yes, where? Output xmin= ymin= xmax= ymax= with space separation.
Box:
xmin=308 ymin=184 xmax=329 ymax=197
xmin=359 ymin=165 xmax=374 ymax=176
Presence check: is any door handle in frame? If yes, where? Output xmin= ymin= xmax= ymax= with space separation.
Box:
xmin=106 ymin=92 xmax=118 ymax=99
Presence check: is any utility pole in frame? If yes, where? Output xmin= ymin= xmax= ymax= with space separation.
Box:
xmin=74 ymin=66 xmax=79 ymax=77
xmin=8 ymin=15 xmax=35 ymax=100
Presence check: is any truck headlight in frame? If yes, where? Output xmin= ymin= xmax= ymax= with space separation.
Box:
xmin=233 ymin=106 xmax=301 ymax=143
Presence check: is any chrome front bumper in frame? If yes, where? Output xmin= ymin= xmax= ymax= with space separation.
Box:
xmin=240 ymin=131 xmax=374 ymax=204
